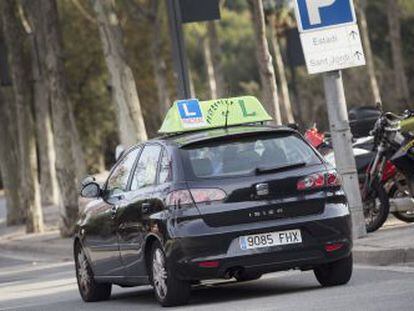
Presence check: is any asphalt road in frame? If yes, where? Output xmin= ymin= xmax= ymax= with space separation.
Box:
xmin=1 ymin=251 xmax=414 ymax=311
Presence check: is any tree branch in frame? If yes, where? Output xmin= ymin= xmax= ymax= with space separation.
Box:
xmin=71 ymin=0 xmax=97 ymax=24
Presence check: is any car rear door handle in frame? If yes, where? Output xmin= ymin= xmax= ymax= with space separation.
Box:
xmin=142 ymin=202 xmax=151 ymax=214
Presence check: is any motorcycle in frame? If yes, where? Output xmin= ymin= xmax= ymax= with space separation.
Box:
xmin=305 ymin=114 xmax=414 ymax=232
xmin=362 ymin=111 xmax=414 ymax=231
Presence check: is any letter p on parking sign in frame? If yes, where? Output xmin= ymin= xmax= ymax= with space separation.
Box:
xmin=295 ymin=0 xmax=356 ymax=32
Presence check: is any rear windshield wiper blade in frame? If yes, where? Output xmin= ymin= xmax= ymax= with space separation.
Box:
xmin=255 ymin=162 xmax=306 ymax=175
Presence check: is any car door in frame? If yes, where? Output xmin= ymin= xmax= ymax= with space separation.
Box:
xmin=84 ymin=147 xmax=141 ymax=277
xmin=117 ymin=144 xmax=162 ymax=278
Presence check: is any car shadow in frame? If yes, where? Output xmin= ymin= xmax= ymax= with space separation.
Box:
xmin=110 ymin=272 xmax=323 ymax=308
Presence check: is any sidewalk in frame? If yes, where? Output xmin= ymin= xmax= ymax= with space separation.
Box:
xmin=354 ymin=221 xmax=414 ymax=266
xmin=1 ymin=217 xmax=413 ymax=266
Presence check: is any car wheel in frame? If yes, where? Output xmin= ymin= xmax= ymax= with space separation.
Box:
xmin=75 ymin=244 xmax=112 ymax=302
xmin=314 ymin=253 xmax=353 ymax=287
xmin=235 ymin=271 xmax=262 ymax=282
xmin=151 ymin=242 xmax=191 ymax=307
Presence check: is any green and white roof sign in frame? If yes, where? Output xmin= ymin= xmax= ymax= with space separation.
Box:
xmin=158 ymin=96 xmax=272 ymax=134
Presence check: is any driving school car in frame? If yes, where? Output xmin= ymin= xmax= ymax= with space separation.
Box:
xmin=75 ymin=96 xmax=352 ymax=307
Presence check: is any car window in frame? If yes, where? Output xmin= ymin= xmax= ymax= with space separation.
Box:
xmin=159 ymin=148 xmax=172 ymax=184
xmin=131 ymin=145 xmax=162 ymax=190
xmin=182 ymin=134 xmax=321 ymax=178
xmin=106 ymin=147 xmax=141 ymax=196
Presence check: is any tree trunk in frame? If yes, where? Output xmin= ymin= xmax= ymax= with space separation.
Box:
xmin=203 ymin=34 xmax=218 ymax=99
xmin=0 ymin=85 xmax=24 ymax=225
xmin=23 ymin=0 xmax=86 ymax=188
xmin=68 ymin=99 xmax=87 ymax=181
xmin=387 ymin=0 xmax=410 ymax=106
xmin=356 ymin=0 xmax=382 ymax=105
xmin=25 ymin=0 xmax=79 ymax=237
xmin=149 ymin=0 xmax=170 ymax=117
xmin=207 ymin=21 xmax=225 ymax=98
xmin=1 ymin=0 xmax=43 ymax=233
xmin=32 ymin=69 xmax=60 ymax=206
xmin=92 ymin=0 xmax=147 ymax=147
xmin=268 ymin=14 xmax=294 ymax=124
xmin=0 ymin=24 xmax=23 ymax=226
xmin=248 ymin=0 xmax=281 ymax=124
xmin=22 ymin=9 xmax=60 ymax=206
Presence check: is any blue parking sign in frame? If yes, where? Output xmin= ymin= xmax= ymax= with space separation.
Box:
xmin=295 ymin=0 xmax=356 ymax=32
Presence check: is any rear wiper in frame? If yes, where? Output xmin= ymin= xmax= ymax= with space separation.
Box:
xmin=255 ymin=162 xmax=306 ymax=175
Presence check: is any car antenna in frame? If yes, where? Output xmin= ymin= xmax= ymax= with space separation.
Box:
xmin=224 ymin=99 xmax=230 ymax=129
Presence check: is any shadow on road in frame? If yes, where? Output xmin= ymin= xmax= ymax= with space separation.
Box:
xmin=110 ymin=275 xmax=321 ymax=308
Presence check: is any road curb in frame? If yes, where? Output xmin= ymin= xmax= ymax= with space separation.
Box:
xmin=0 ymin=239 xmax=73 ymax=261
xmin=353 ymin=247 xmax=414 ymax=266
xmin=1 ymin=240 xmax=413 ymax=267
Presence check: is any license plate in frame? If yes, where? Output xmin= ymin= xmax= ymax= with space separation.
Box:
xmin=239 ymin=229 xmax=302 ymax=250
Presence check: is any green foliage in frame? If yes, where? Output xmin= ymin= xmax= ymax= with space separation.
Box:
xmin=59 ymin=0 xmax=117 ymax=171
xmin=54 ymin=0 xmax=414 ymax=171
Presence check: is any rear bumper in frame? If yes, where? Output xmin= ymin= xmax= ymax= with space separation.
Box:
xmin=166 ymin=203 xmax=352 ymax=281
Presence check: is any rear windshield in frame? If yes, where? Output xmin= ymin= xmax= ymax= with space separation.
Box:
xmin=181 ymin=133 xmax=321 ymax=178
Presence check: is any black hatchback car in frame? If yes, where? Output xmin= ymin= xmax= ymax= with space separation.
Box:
xmin=75 ymin=123 xmax=352 ymax=307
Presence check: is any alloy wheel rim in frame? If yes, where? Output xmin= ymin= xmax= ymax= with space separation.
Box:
xmin=77 ymin=249 xmax=91 ymax=294
xmin=394 ymin=189 xmax=414 ymax=217
xmin=152 ymin=248 xmax=167 ymax=299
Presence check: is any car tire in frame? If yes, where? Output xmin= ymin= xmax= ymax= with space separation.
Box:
xmin=75 ymin=244 xmax=112 ymax=302
xmin=389 ymin=183 xmax=414 ymax=223
xmin=151 ymin=242 xmax=191 ymax=307
xmin=314 ymin=253 xmax=353 ymax=287
xmin=235 ymin=271 xmax=262 ymax=282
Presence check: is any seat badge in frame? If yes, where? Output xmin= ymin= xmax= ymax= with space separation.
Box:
xmin=255 ymin=183 xmax=269 ymax=196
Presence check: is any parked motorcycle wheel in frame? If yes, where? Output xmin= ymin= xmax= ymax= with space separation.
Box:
xmin=389 ymin=183 xmax=414 ymax=223
xmin=363 ymin=180 xmax=390 ymax=233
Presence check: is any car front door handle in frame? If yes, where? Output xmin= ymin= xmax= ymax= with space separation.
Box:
xmin=142 ymin=202 xmax=151 ymax=214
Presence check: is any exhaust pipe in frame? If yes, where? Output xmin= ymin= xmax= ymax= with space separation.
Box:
xmin=224 ymin=267 xmax=243 ymax=279
xmin=389 ymin=197 xmax=414 ymax=213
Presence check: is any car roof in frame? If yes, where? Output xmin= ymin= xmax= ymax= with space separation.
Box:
xmin=155 ymin=124 xmax=297 ymax=147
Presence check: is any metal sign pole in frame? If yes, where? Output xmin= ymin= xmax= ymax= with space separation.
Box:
xmin=323 ymin=70 xmax=366 ymax=238
xmin=166 ymin=0 xmax=191 ymax=99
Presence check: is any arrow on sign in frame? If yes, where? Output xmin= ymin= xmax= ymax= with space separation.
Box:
xmin=354 ymin=51 xmax=363 ymax=60
xmin=349 ymin=30 xmax=358 ymax=40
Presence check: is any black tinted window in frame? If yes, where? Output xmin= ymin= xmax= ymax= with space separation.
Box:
xmin=106 ymin=147 xmax=140 ymax=195
xmin=131 ymin=145 xmax=162 ymax=190
xmin=183 ymin=134 xmax=320 ymax=178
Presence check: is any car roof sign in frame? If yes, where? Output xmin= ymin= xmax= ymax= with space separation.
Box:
xmin=158 ymin=96 xmax=272 ymax=134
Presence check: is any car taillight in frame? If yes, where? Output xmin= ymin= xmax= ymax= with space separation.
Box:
xmin=326 ymin=171 xmax=342 ymax=187
xmin=166 ymin=188 xmax=226 ymax=207
xmin=165 ymin=189 xmax=193 ymax=207
xmin=297 ymin=171 xmax=341 ymax=191
xmin=190 ymin=188 xmax=226 ymax=203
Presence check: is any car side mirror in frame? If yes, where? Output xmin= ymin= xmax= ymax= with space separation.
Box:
xmin=287 ymin=123 xmax=299 ymax=131
xmin=80 ymin=182 xmax=102 ymax=198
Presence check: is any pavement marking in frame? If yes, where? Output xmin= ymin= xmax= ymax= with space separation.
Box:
xmin=0 ymin=277 xmax=77 ymax=302
xmin=0 ymin=260 xmax=73 ymax=277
